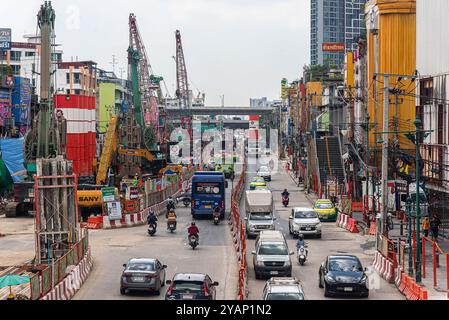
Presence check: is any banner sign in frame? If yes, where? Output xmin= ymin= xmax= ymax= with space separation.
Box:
xmin=101 ymin=187 xmax=116 ymax=202
xmin=107 ymin=201 xmax=122 ymax=220
xmin=322 ymin=42 xmax=345 ymax=52
xmin=0 ymin=28 xmax=11 ymax=50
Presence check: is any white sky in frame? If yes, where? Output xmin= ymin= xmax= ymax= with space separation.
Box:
xmin=2 ymin=0 xmax=310 ymax=105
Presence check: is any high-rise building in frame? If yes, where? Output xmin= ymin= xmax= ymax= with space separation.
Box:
xmin=311 ymin=0 xmax=367 ymax=69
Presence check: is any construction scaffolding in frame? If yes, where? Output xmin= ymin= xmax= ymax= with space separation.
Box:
xmin=35 ymin=156 xmax=80 ymax=264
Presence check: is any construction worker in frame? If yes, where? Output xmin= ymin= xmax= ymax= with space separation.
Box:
xmin=422 ymin=217 xmax=430 ymax=238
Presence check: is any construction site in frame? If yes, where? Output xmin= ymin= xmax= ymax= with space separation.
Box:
xmin=0 ymin=1 xmax=205 ymax=300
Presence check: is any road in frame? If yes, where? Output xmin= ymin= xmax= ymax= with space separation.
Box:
xmin=242 ymin=156 xmax=404 ymax=300
xmin=73 ymin=180 xmax=238 ymax=300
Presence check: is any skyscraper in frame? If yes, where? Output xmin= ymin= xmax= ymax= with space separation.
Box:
xmin=311 ymin=0 xmax=367 ymax=69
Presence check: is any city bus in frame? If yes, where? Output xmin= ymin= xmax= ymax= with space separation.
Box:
xmin=191 ymin=172 xmax=227 ymax=219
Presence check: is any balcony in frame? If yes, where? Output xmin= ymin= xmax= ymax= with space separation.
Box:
xmin=420 ymin=144 xmax=449 ymax=187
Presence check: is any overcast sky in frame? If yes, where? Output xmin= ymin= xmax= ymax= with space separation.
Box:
xmin=3 ymin=0 xmax=310 ymax=105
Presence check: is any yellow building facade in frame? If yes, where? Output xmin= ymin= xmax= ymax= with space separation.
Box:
xmin=365 ymin=0 xmax=416 ymax=147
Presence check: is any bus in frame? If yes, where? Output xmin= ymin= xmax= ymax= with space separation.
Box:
xmin=191 ymin=172 xmax=227 ymax=219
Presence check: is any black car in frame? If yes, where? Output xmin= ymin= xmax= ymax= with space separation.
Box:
xmin=165 ymin=273 xmax=219 ymax=300
xmin=120 ymin=258 xmax=167 ymax=295
xmin=318 ymin=255 xmax=369 ymax=298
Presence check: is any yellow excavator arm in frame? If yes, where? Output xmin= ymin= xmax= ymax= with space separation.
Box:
xmin=117 ymin=148 xmax=156 ymax=161
xmin=96 ymin=116 xmax=118 ymax=185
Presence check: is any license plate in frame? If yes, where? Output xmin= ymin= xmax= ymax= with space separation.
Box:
xmin=182 ymin=294 xmax=194 ymax=300
xmin=270 ymin=271 xmax=278 ymax=275
xmin=344 ymin=287 xmax=353 ymax=292
xmin=305 ymin=227 xmax=312 ymax=231
xmin=204 ymin=205 xmax=211 ymax=209
xmin=132 ymin=277 xmax=145 ymax=282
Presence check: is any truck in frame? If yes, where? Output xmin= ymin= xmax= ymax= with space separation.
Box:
xmin=244 ymin=189 xmax=276 ymax=238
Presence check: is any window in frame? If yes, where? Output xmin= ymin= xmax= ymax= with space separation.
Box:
xmin=127 ymin=262 xmax=154 ymax=271
xmin=420 ymin=78 xmax=433 ymax=106
xmin=66 ymin=73 xmax=71 ymax=84
xmin=258 ymin=243 xmax=288 ymax=255
xmin=74 ymin=73 xmax=81 ymax=84
xmin=25 ymin=51 xmax=35 ymax=57
xmin=10 ymin=51 xmax=21 ymax=61
xmin=195 ymin=183 xmax=221 ymax=194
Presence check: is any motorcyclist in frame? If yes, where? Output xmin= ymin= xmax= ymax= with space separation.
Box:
xmin=188 ymin=221 xmax=199 ymax=242
xmin=281 ymin=189 xmax=290 ymax=198
xmin=296 ymin=234 xmax=308 ymax=256
xmin=167 ymin=208 xmax=177 ymax=229
xmin=213 ymin=206 xmax=221 ymax=218
xmin=166 ymin=197 xmax=175 ymax=218
xmin=147 ymin=211 xmax=158 ymax=228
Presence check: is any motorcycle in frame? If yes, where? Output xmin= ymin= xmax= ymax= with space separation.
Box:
xmin=167 ymin=221 xmax=176 ymax=233
xmin=297 ymin=245 xmax=308 ymax=266
xmin=148 ymin=224 xmax=157 ymax=236
xmin=166 ymin=201 xmax=175 ymax=218
xmin=183 ymin=198 xmax=190 ymax=207
xmin=282 ymin=196 xmax=289 ymax=207
xmin=213 ymin=214 xmax=220 ymax=225
xmin=189 ymin=234 xmax=199 ymax=250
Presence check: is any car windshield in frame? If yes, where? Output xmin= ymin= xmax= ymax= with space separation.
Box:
xmin=328 ymin=258 xmax=362 ymax=272
xmin=252 ymin=177 xmax=264 ymax=182
xmin=266 ymin=293 xmax=304 ymax=300
xmin=315 ymin=203 xmax=333 ymax=209
xmin=258 ymin=243 xmax=288 ymax=255
xmin=172 ymin=280 xmax=203 ymax=292
xmin=250 ymin=212 xmax=272 ymax=220
xmin=295 ymin=211 xmax=318 ymax=219
xmin=127 ymin=262 xmax=154 ymax=271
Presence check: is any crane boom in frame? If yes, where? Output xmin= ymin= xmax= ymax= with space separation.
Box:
xmin=175 ymin=30 xmax=190 ymax=110
xmin=128 ymin=14 xmax=161 ymax=140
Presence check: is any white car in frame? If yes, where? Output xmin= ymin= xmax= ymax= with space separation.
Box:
xmin=257 ymin=166 xmax=271 ymax=181
xmin=289 ymin=207 xmax=322 ymax=238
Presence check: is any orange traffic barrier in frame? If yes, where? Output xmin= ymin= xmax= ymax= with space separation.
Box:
xmin=347 ymin=218 xmax=359 ymax=233
xmin=398 ymin=272 xmax=407 ymax=292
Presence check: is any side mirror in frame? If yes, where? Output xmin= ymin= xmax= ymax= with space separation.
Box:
xmin=244 ymin=217 xmax=248 ymax=220
xmin=364 ymin=267 xmax=367 ymax=272
xmin=289 ymin=251 xmax=295 ymax=255
xmin=289 ymin=216 xmax=293 ymax=219
xmin=123 ymin=264 xmax=127 ymax=268
xmin=162 ymin=265 xmax=167 ymax=269
xmin=212 ymin=281 xmax=219 ymax=286
xmin=273 ymin=217 xmax=277 ymax=220
xmin=166 ymin=280 xmax=172 ymax=285
xmin=251 ymin=251 xmax=256 ymax=255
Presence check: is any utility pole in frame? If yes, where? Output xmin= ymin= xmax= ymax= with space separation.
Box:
xmin=414 ymin=117 xmax=422 ymax=283
xmin=365 ymin=113 xmax=370 ymax=225
xmin=380 ymin=75 xmax=389 ymax=236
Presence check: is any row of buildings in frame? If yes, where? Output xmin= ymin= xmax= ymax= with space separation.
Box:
xmin=283 ymin=0 xmax=449 ymax=221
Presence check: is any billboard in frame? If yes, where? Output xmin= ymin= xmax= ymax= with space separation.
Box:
xmin=322 ymin=42 xmax=345 ymax=52
xmin=0 ymin=28 xmax=11 ymax=50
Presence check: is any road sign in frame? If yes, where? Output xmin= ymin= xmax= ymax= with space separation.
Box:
xmin=101 ymin=187 xmax=116 ymax=202
xmin=0 ymin=28 xmax=11 ymax=50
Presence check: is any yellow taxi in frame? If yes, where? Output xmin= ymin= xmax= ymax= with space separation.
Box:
xmin=313 ymin=199 xmax=337 ymax=222
xmin=249 ymin=176 xmax=267 ymax=190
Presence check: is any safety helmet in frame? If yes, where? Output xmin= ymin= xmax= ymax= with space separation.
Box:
xmin=298 ymin=234 xmax=304 ymax=240
xmin=191 ymin=221 xmax=196 ymax=226
xmin=169 ymin=208 xmax=175 ymax=213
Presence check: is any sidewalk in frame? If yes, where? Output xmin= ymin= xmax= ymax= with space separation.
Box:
xmin=283 ymin=160 xmax=318 ymax=206
xmin=383 ymin=216 xmax=449 ymax=299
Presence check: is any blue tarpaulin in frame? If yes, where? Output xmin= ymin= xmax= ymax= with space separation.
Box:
xmin=0 ymin=138 xmax=27 ymax=182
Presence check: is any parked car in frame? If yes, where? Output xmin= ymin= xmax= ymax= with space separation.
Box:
xmin=252 ymin=232 xmax=294 ymax=279
xmin=262 ymin=277 xmax=305 ymax=300
xmin=289 ymin=207 xmax=322 ymax=238
xmin=165 ymin=273 xmax=219 ymax=300
xmin=120 ymin=258 xmax=167 ymax=295
xmin=318 ymin=255 xmax=369 ymax=298
xmin=257 ymin=166 xmax=271 ymax=181
xmin=313 ymin=199 xmax=337 ymax=222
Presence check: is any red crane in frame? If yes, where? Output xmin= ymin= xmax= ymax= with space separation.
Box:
xmin=175 ymin=30 xmax=191 ymax=133
xmin=128 ymin=13 xmax=161 ymax=141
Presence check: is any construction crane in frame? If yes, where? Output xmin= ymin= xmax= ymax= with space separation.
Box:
xmin=175 ymin=30 xmax=192 ymax=133
xmin=128 ymin=13 xmax=164 ymax=147
xmin=6 ymin=1 xmax=66 ymax=217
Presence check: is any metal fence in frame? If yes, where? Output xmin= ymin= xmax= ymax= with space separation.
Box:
xmin=29 ymin=229 xmax=89 ymax=299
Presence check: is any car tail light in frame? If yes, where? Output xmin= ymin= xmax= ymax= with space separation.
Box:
xmin=166 ymin=286 xmax=173 ymax=296
xmin=203 ymin=285 xmax=209 ymax=296
xmin=123 ymin=273 xmax=132 ymax=278
xmin=220 ymin=202 xmax=224 ymax=209
xmin=192 ymin=199 xmax=195 ymax=207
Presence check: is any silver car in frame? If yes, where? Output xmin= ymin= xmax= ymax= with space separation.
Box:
xmin=289 ymin=207 xmax=322 ymax=238
xmin=262 ymin=277 xmax=305 ymax=300
xmin=120 ymin=258 xmax=167 ymax=295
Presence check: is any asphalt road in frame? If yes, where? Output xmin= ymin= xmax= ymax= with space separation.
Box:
xmin=73 ymin=180 xmax=238 ymax=300
xmin=242 ymin=156 xmax=404 ymax=300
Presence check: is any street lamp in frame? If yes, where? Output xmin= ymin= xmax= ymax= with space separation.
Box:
xmin=406 ymin=197 xmax=413 ymax=276
xmin=414 ymin=117 xmax=422 ymax=283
